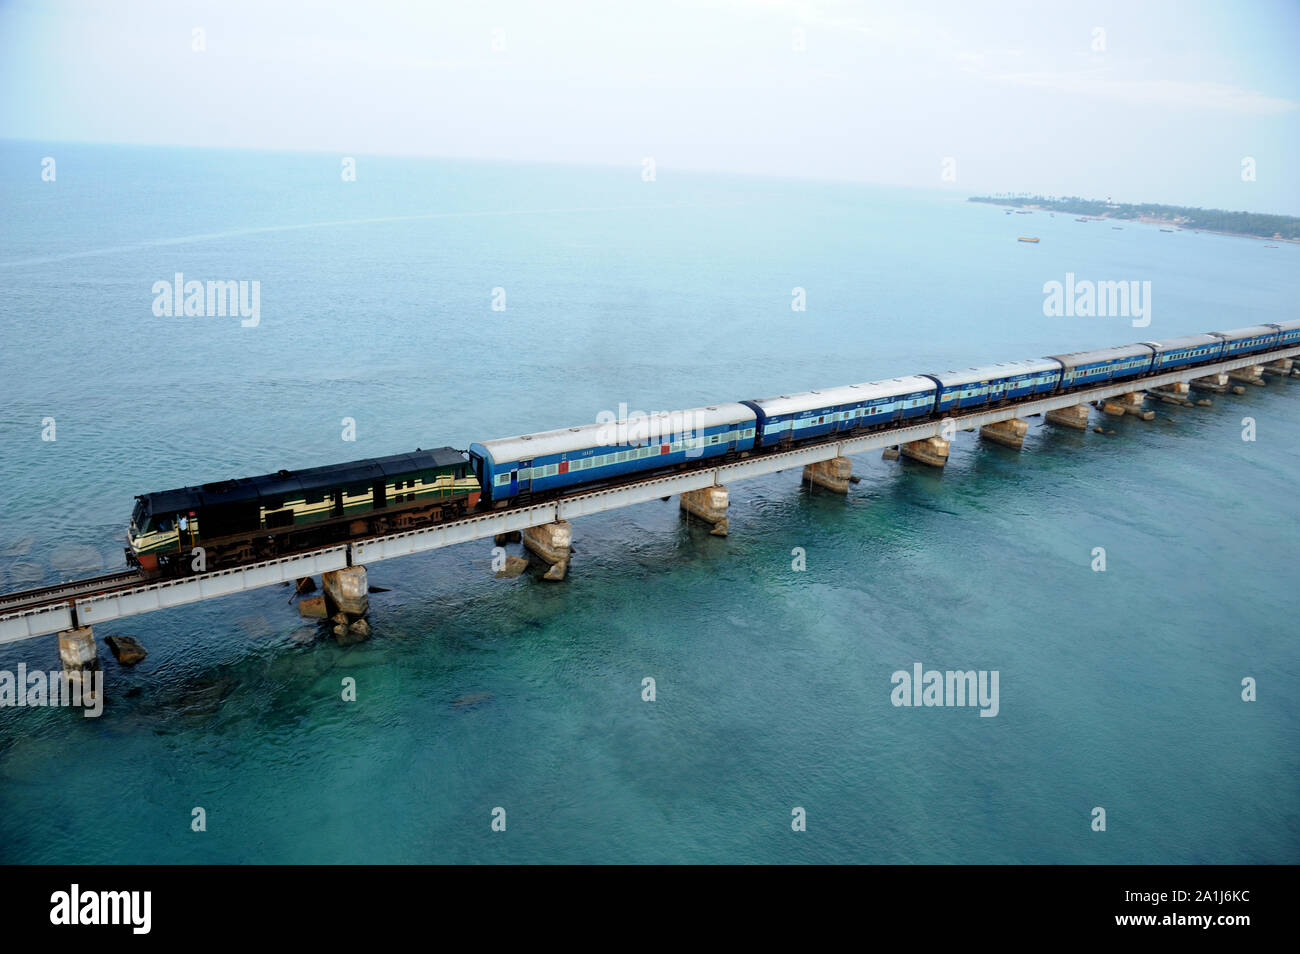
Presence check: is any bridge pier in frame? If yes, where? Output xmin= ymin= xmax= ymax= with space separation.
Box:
xmin=1228 ymin=365 xmax=1266 ymax=387
xmin=57 ymin=626 xmax=100 ymax=707
xmin=1106 ymin=392 xmax=1155 ymax=420
xmin=1191 ymin=372 xmax=1230 ymax=393
xmin=523 ymin=520 xmax=572 ymax=580
xmin=979 ymin=418 xmax=1028 ymax=450
xmin=802 ymin=456 xmax=852 ymax=492
xmin=900 ymin=436 xmax=949 ymax=467
xmin=1045 ymin=404 xmax=1090 ymax=430
xmin=1263 ymin=357 xmax=1293 ymax=377
xmin=1149 ymin=381 xmax=1193 ymax=405
xmin=322 ymin=566 xmax=369 ymax=616
xmin=680 ymin=485 xmax=729 ymax=535
xmin=321 ymin=566 xmax=371 ymax=643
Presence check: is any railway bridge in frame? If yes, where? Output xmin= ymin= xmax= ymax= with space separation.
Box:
xmin=1 ymin=347 xmax=1296 ymax=677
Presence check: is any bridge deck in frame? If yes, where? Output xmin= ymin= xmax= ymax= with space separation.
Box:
xmin=1 ymin=347 xmax=1295 ymax=645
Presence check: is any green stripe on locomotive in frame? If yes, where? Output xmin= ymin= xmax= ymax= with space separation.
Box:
xmin=133 ymin=463 xmax=478 ymax=555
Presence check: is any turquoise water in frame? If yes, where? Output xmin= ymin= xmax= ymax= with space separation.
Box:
xmin=0 ymin=141 xmax=1296 ymax=863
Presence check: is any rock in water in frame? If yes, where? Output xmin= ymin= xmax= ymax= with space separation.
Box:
xmin=105 ymin=635 xmax=147 ymax=666
xmin=495 ymin=555 xmax=529 ymax=579
xmin=287 ymin=626 xmax=319 ymax=646
xmin=334 ymin=617 xmax=371 ymax=646
xmin=298 ymin=596 xmax=328 ymax=619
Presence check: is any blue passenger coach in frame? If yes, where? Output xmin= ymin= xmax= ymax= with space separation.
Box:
xmin=1047 ymin=343 xmax=1154 ymax=388
xmin=926 ymin=359 xmax=1062 ymax=414
xmin=743 ymin=376 xmax=937 ymax=449
xmin=1212 ymin=325 xmax=1281 ymax=357
xmin=1270 ymin=319 xmax=1300 ymax=346
xmin=469 ymin=403 xmax=757 ymax=505
xmin=1141 ymin=334 xmax=1226 ymax=371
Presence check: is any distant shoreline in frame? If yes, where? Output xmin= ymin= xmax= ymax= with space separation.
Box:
xmin=970 ymin=195 xmax=1299 ymax=244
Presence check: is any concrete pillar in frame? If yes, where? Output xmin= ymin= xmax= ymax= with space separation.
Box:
xmin=1229 ymin=365 xmax=1266 ymax=386
xmin=1113 ymin=392 xmax=1155 ymax=419
xmin=802 ymin=456 xmax=852 ymax=492
xmin=881 ymin=445 xmax=900 ymax=461
xmin=1190 ymin=372 xmax=1229 ymax=393
xmin=322 ymin=566 xmax=369 ymax=617
xmin=523 ymin=520 xmax=572 ymax=580
xmin=680 ymin=485 xmax=729 ymax=536
xmin=900 ymin=436 xmax=949 ymax=467
xmin=1263 ymin=357 xmax=1293 ymax=377
xmin=979 ymin=418 xmax=1028 ymax=450
xmin=1149 ymin=381 xmax=1194 ymax=405
xmin=1045 ymin=404 xmax=1090 ymax=430
xmin=57 ymin=626 xmax=100 ymax=707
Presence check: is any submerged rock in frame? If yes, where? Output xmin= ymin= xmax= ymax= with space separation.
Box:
xmin=105 ymin=635 xmax=147 ymax=666
xmin=287 ymin=626 xmax=319 ymax=646
xmin=0 ymin=535 xmax=35 ymax=557
xmin=495 ymin=555 xmax=529 ymax=579
xmin=298 ymin=596 xmax=328 ymax=619
xmin=333 ymin=617 xmax=371 ymax=646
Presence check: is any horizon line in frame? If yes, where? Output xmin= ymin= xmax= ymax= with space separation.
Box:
xmin=6 ymin=135 xmax=1295 ymax=219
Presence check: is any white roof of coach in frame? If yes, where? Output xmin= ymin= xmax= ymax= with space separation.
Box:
xmin=1268 ymin=319 xmax=1300 ymax=332
xmin=1139 ymin=333 xmax=1223 ymax=351
xmin=473 ymin=402 xmax=755 ymax=462
xmin=1046 ymin=343 xmax=1153 ymax=368
xmin=1211 ymin=325 xmax=1280 ymax=341
xmin=925 ymin=358 xmax=1061 ymax=388
xmin=746 ymin=376 xmax=936 ymax=417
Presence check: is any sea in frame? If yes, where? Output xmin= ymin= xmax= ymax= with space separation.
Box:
xmin=0 ymin=140 xmax=1296 ymax=864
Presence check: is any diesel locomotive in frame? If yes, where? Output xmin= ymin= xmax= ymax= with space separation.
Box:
xmin=127 ymin=321 xmax=1299 ymax=577
xmin=127 ymin=448 xmax=480 ymax=575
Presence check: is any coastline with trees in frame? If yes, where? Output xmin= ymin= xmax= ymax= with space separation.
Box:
xmin=970 ymin=194 xmax=1299 ymax=242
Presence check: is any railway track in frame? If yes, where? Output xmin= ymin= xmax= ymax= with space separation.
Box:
xmin=1 ymin=344 xmax=1296 ymax=632
xmin=0 ymin=570 xmax=142 ymax=614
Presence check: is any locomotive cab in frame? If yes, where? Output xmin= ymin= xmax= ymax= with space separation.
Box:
xmin=126 ymin=498 xmax=182 ymax=575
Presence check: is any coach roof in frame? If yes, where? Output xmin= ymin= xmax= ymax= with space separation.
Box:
xmin=745 ymin=376 xmax=937 ymax=418
xmin=924 ymin=358 xmax=1061 ymax=388
xmin=1046 ymin=343 xmax=1154 ymax=368
xmin=471 ymin=403 xmax=756 ymax=463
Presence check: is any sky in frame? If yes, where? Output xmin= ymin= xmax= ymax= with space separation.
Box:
xmin=2 ymin=0 xmax=1298 ymax=213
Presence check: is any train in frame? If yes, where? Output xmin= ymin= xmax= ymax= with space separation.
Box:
xmin=127 ymin=449 xmax=480 ymax=574
xmin=127 ymin=320 xmax=1299 ymax=577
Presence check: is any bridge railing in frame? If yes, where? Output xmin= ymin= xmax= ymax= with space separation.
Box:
xmin=1 ymin=346 xmax=1296 ymax=645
